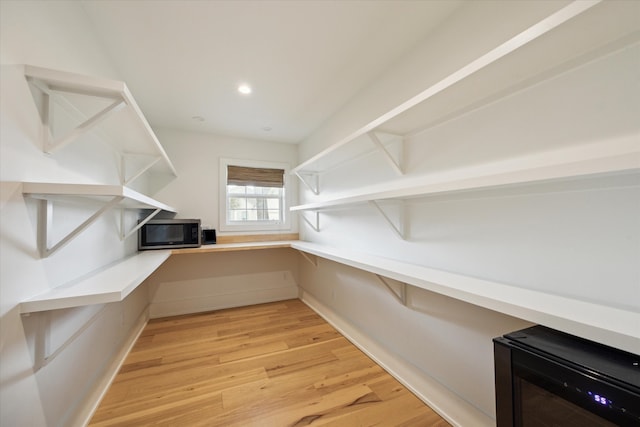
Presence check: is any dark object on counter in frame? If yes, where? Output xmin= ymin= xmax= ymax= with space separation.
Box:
xmin=138 ymin=218 xmax=201 ymax=250
xmin=202 ymin=228 xmax=216 ymax=245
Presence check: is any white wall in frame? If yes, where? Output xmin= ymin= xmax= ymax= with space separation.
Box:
xmin=147 ymin=128 xmax=300 ymax=318
xmin=295 ymin=2 xmax=640 ymax=423
xmin=0 ymin=2 xmax=152 ymax=426
xmin=308 ymin=44 xmax=640 ymax=311
xmin=153 ymin=127 xmax=298 ymax=234
xmin=147 ymin=249 xmax=299 ymax=318
xmin=1 ymin=4 xmax=301 ymax=424
xmin=0 ymin=4 xmax=302 ymax=425
xmin=2 ymin=1 xmax=637 ymax=426
xmin=297 ymin=0 xmax=577 ymax=162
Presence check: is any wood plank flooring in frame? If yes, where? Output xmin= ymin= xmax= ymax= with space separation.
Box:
xmin=89 ymin=299 xmax=450 ymax=426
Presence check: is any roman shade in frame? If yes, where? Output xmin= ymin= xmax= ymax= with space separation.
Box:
xmin=227 ymin=165 xmax=285 ymax=188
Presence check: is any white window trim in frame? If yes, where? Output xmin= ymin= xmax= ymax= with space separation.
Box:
xmin=219 ymin=158 xmax=292 ymax=232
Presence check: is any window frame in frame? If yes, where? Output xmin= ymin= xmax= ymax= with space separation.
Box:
xmin=219 ymin=158 xmax=291 ymax=232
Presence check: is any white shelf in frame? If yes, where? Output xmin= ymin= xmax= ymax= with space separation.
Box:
xmin=19 ymin=240 xmax=300 ymax=314
xmin=24 ymin=64 xmax=177 ymax=182
xmin=22 ymin=182 xmax=176 ymax=212
xmin=291 ymin=241 xmax=640 ymax=355
xmin=22 ymin=182 xmax=176 ymax=257
xmin=291 ymin=138 xmax=640 ymax=212
xmin=20 ymin=237 xmax=638 ymax=353
xmin=292 ymin=1 xmax=640 ymax=184
xmin=20 ymin=250 xmax=172 ymax=314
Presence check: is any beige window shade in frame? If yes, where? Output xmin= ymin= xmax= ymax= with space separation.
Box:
xmin=227 ymin=165 xmax=285 ymax=188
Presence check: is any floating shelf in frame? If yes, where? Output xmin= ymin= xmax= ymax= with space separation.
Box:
xmin=293 ymin=132 xmax=404 ymax=195
xmin=291 ymin=241 xmax=640 ymax=355
xmin=20 ymin=240 xmax=298 ymax=313
xmin=20 ymin=250 xmax=172 ymax=314
xmin=20 ymin=237 xmax=638 ymax=354
xmin=292 ymin=1 xmax=640 ymax=189
xmin=22 ymin=182 xmax=176 ymax=257
xmin=22 ymin=182 xmax=176 ymax=210
xmin=291 ymin=138 xmax=640 ymax=212
xmin=24 ymin=65 xmax=177 ymax=184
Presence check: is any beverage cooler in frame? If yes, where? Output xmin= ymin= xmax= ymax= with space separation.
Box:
xmin=494 ymin=325 xmax=639 ymax=426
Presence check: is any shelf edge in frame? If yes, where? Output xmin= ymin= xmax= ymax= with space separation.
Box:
xmin=20 ymin=250 xmax=172 ymax=314
xmin=292 ymin=241 xmax=640 ymax=354
xmin=292 ymin=1 xmax=602 ymax=175
xmin=22 ymin=182 xmax=176 ymax=212
xmin=291 ymin=141 xmax=640 ymax=211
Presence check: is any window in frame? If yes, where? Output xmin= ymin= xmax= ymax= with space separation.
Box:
xmin=219 ymin=159 xmax=290 ymax=232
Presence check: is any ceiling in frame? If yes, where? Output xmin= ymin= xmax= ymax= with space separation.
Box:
xmin=80 ymin=0 xmax=463 ymax=144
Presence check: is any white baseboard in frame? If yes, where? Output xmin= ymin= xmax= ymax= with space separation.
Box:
xmin=300 ymin=290 xmax=494 ymax=427
xmin=71 ymin=306 xmax=150 ymax=427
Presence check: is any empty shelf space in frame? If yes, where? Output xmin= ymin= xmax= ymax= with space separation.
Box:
xmin=22 ymin=182 xmax=176 ymax=212
xmin=291 ymin=139 xmax=640 ymax=212
xmin=292 ymin=2 xmax=639 ymax=185
xmin=24 ymin=64 xmax=177 ymax=179
xmin=22 ymin=182 xmax=176 ymax=257
xmin=20 ymin=250 xmax=172 ymax=314
xmin=292 ymin=241 xmax=639 ymax=355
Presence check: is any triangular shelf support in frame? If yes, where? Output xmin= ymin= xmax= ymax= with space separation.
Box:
xmin=297 ymin=250 xmax=319 ymax=267
xmin=375 ymin=274 xmax=407 ymax=306
xmin=24 ymin=65 xmax=178 ymax=178
xmin=25 ymin=183 xmax=175 ymax=258
xmin=28 ymin=77 xmax=127 ymax=154
xmin=120 ymin=207 xmax=162 ymax=241
xmin=294 ymin=171 xmax=320 ymax=195
xmin=37 ymin=197 xmax=124 ymax=258
xmin=367 ymin=132 xmax=404 ymax=176
xmin=369 ymin=200 xmax=406 ymax=240
xmin=301 ymin=210 xmax=320 ymax=232
xmin=120 ymin=153 xmax=162 ymax=186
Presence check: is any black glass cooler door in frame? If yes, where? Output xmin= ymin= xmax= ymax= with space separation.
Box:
xmin=517 ymin=378 xmax=616 ymax=427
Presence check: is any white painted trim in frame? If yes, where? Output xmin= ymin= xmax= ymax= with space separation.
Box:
xmin=71 ymin=306 xmax=150 ymax=427
xmin=299 ymin=291 xmax=493 ymax=427
xmin=219 ymin=157 xmax=292 ymax=233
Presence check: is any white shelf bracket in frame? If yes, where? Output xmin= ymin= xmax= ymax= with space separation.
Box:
xmin=28 ymin=78 xmax=127 ymax=154
xmin=367 ymin=132 xmax=404 ymax=176
xmin=297 ymin=250 xmax=319 ymax=267
xmin=369 ymin=200 xmax=406 ymax=240
xmin=294 ymin=171 xmax=320 ymax=195
xmin=301 ymin=210 xmax=320 ymax=232
xmin=375 ymin=274 xmax=407 ymax=306
xmin=120 ymin=207 xmax=162 ymax=241
xmin=120 ymin=153 xmax=162 ymax=186
xmin=37 ymin=196 xmax=124 ymax=258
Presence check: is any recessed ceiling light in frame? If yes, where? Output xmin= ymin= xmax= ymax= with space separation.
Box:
xmin=262 ymin=126 xmax=272 ymax=132
xmin=238 ymin=84 xmax=252 ymax=95
xmin=192 ymin=115 xmax=205 ymax=122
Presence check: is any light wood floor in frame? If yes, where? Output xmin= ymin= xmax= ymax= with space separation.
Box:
xmin=90 ymin=299 xmax=450 ymax=426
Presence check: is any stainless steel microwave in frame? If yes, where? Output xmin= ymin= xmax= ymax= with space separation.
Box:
xmin=138 ymin=218 xmax=201 ymax=250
